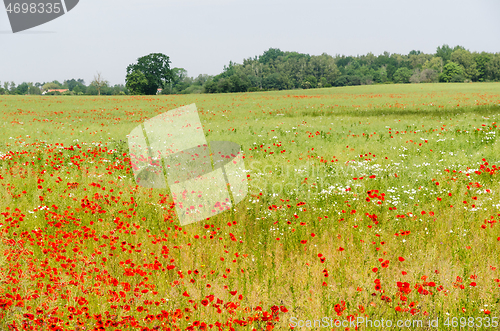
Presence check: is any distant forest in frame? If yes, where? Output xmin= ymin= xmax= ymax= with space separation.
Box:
xmin=198 ymin=45 xmax=500 ymax=94
xmin=2 ymin=45 xmax=500 ymax=96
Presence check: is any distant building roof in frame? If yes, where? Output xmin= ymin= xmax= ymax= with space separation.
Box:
xmin=42 ymin=89 xmax=69 ymax=95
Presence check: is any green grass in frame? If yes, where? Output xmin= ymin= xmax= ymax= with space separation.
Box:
xmin=0 ymin=82 xmax=500 ymax=330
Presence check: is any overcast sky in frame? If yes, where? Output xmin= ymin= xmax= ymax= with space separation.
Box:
xmin=1 ymin=0 xmax=499 ymax=86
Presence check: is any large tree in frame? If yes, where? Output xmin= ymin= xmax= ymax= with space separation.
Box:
xmin=16 ymin=82 xmax=29 ymax=95
xmin=439 ymin=62 xmax=464 ymax=82
xmin=64 ymin=78 xmax=86 ymax=92
xmin=423 ymin=57 xmax=443 ymax=73
xmin=393 ymin=67 xmax=413 ymax=83
xmin=167 ymin=67 xmax=188 ymax=94
xmin=436 ymin=44 xmax=454 ymax=64
xmin=126 ymin=53 xmax=172 ymax=95
xmin=485 ymin=53 xmax=500 ymax=81
xmin=259 ymin=48 xmax=285 ymax=65
xmin=450 ymin=49 xmax=478 ymax=81
xmin=125 ymin=70 xmax=148 ymax=95
xmin=42 ymin=81 xmax=61 ymax=91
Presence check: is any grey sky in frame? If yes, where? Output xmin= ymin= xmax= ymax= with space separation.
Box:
xmin=1 ymin=0 xmax=499 ymax=86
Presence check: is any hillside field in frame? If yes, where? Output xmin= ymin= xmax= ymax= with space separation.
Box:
xmin=1 ymin=83 xmax=500 ymax=330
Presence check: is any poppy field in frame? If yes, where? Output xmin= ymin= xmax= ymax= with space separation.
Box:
xmin=1 ymin=82 xmax=500 ymax=330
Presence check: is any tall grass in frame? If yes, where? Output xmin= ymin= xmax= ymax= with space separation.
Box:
xmin=0 ymin=83 xmax=499 ymax=330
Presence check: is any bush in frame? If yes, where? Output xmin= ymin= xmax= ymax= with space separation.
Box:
xmin=440 ymin=62 xmax=464 ymax=82
xmin=203 ymin=81 xmax=218 ymax=93
xmin=393 ymin=67 xmax=413 ymax=84
xmin=420 ymin=69 xmax=438 ymax=83
xmin=301 ymin=81 xmax=312 ymax=89
xmin=410 ymin=69 xmax=438 ymax=84
xmin=179 ymin=85 xmax=204 ymax=94
xmin=347 ymin=75 xmax=362 ymax=86
xmin=450 ymin=74 xmax=465 ymax=83
xmin=333 ymin=76 xmax=348 ymax=87
xmin=410 ymin=69 xmax=421 ymax=83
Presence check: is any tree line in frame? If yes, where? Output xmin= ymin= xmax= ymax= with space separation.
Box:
xmin=2 ymin=45 xmax=500 ymax=96
xmin=200 ymin=45 xmax=500 ymax=93
xmin=0 ymin=76 xmax=128 ymax=96
xmin=131 ymin=45 xmax=500 ymax=95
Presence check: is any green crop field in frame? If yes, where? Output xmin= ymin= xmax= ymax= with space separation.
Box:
xmin=1 ymin=82 xmax=500 ymax=330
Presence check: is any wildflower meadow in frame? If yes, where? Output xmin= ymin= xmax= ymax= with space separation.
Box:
xmin=1 ymin=82 xmax=500 ymax=330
